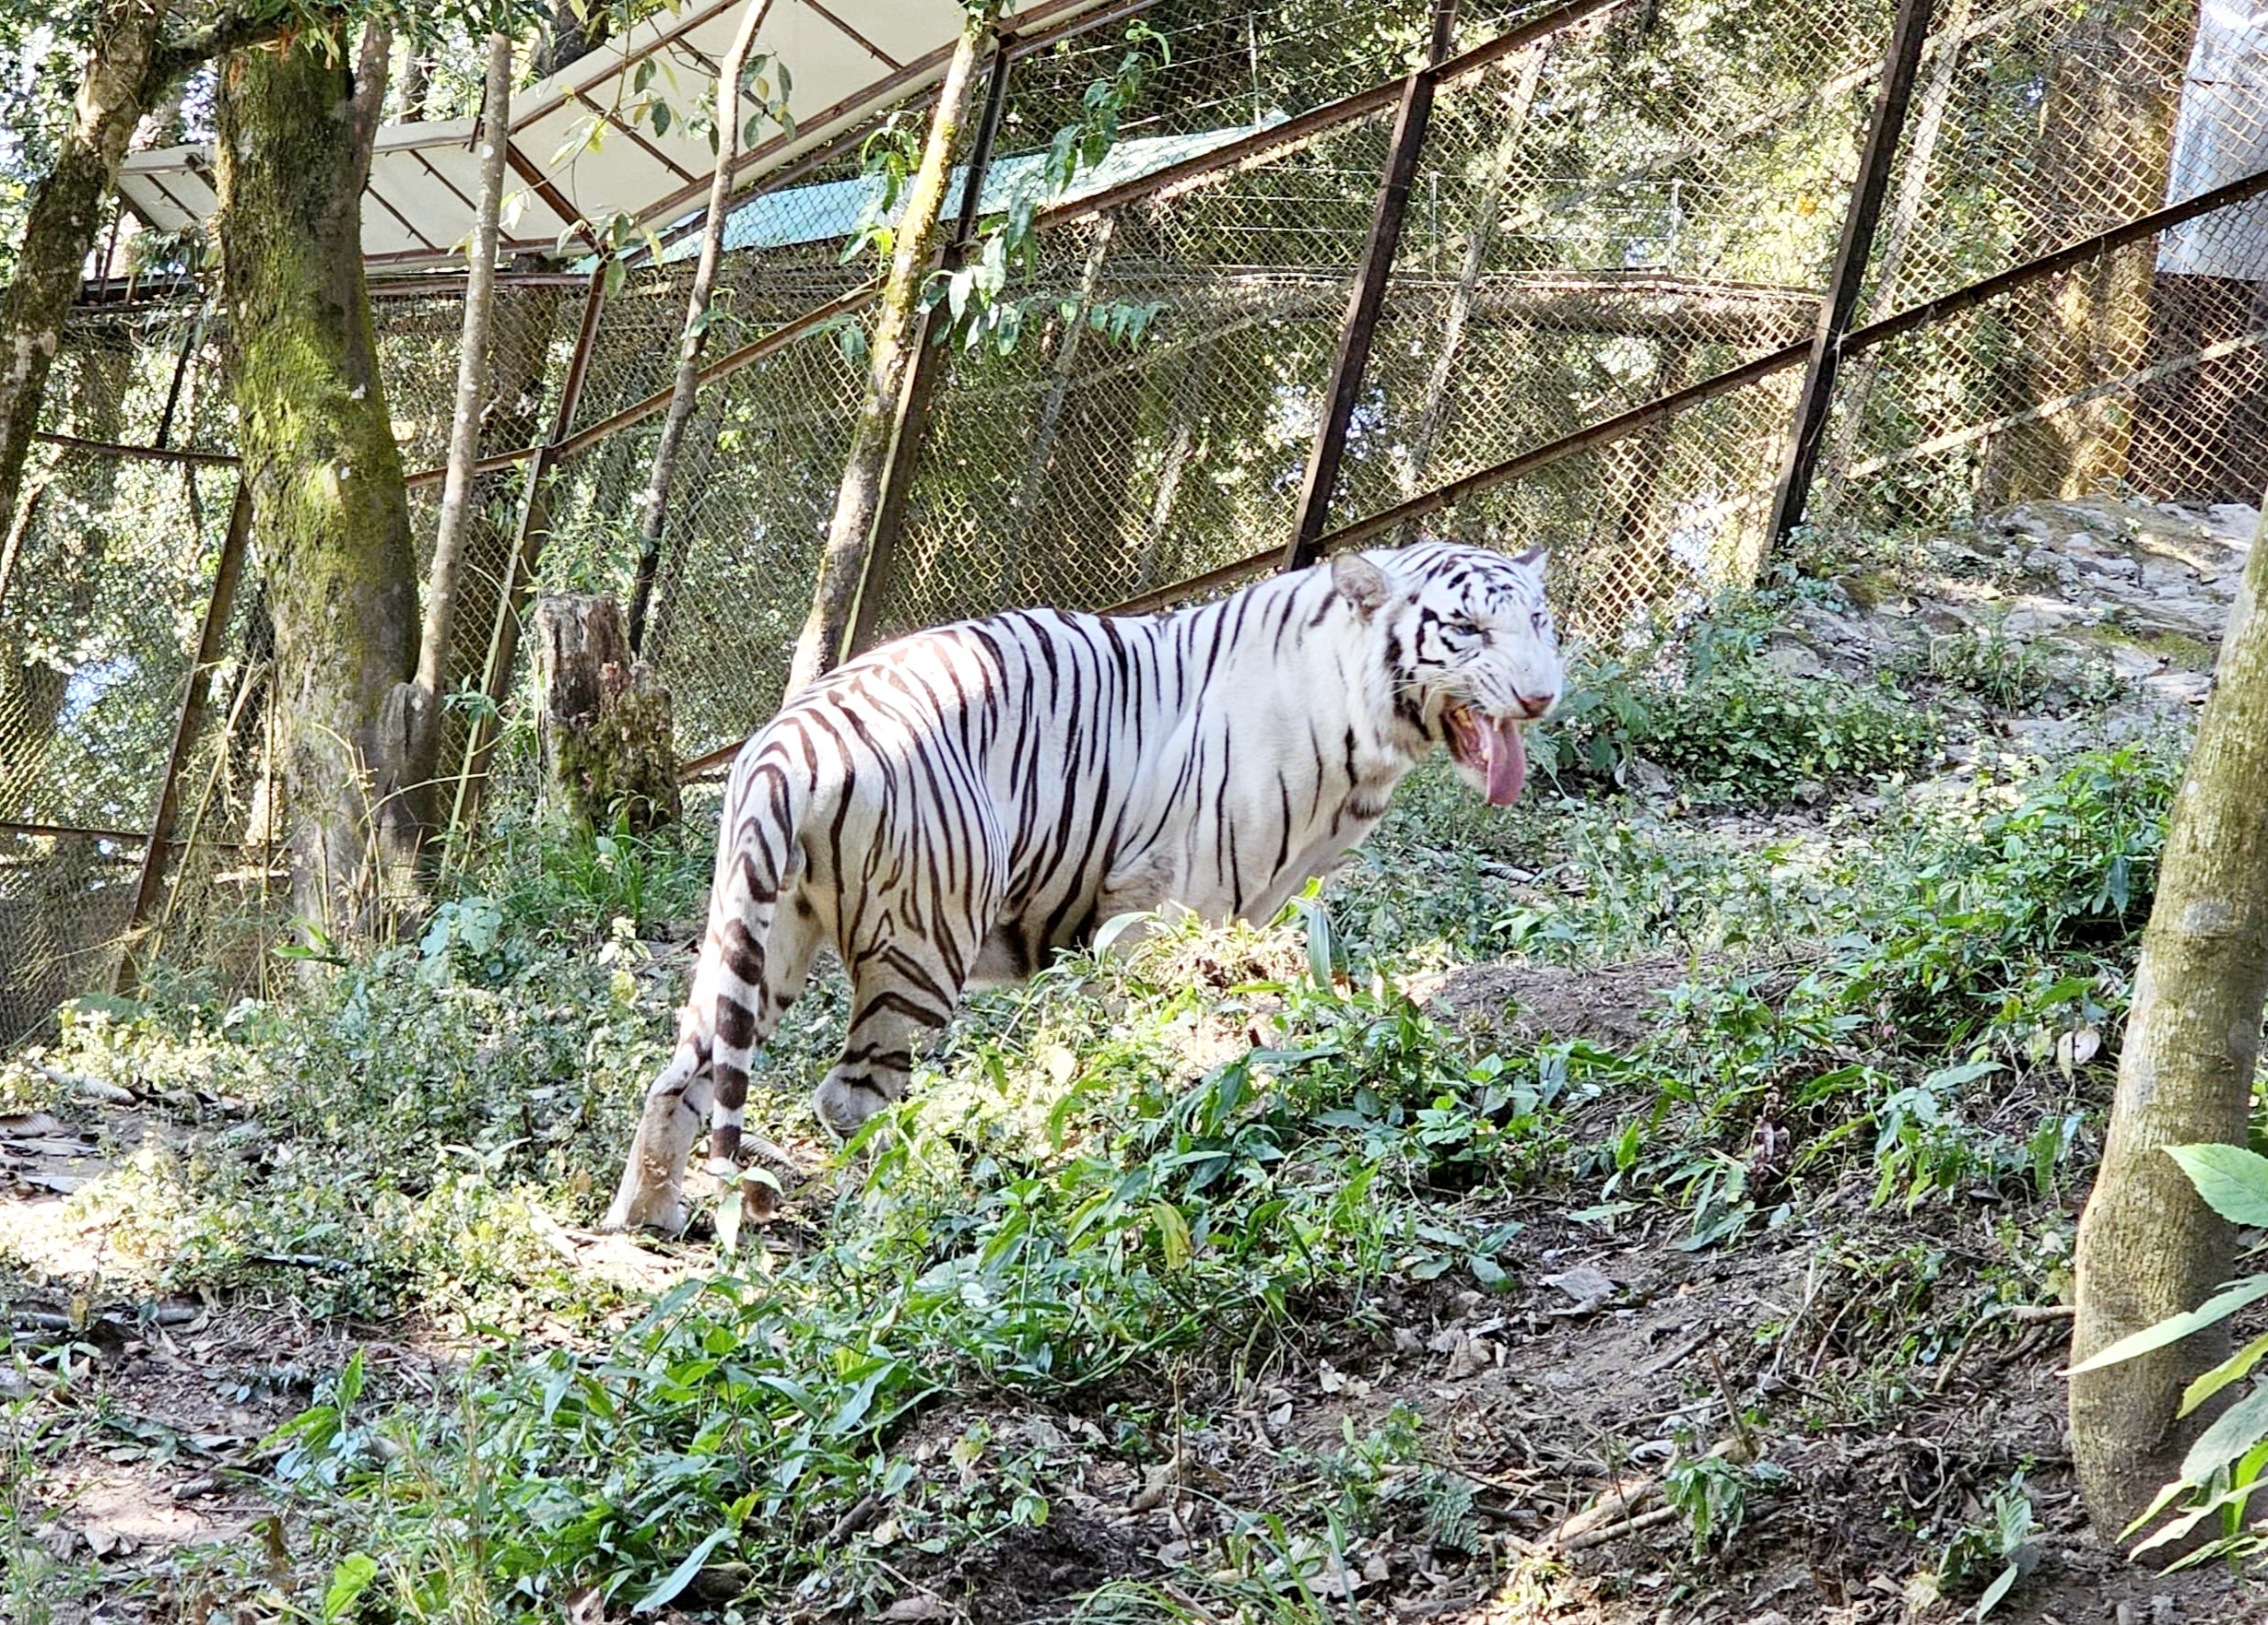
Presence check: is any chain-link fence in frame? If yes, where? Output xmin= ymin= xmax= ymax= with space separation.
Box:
xmin=6 ymin=0 xmax=2265 ymax=1036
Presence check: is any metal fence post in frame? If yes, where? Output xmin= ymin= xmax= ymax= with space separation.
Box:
xmin=1283 ymin=0 xmax=1459 ymax=571
xmin=117 ymin=477 xmax=252 ymax=989
xmin=847 ymin=34 xmax=1015 ymax=656
xmin=1762 ymin=0 xmax=1936 ymax=551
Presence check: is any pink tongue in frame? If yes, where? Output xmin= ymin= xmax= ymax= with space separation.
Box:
xmin=1485 ymin=717 xmax=1527 ymax=807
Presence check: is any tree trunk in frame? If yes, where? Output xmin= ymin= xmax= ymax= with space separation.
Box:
xmin=626 ymin=0 xmax=776 ymax=649
xmin=787 ymin=2 xmax=1000 ymax=694
xmin=534 ymin=595 xmax=677 ymax=835
xmin=0 ymin=0 xmax=168 ymax=564
xmin=216 ymin=18 xmax=421 ymax=938
xmin=1401 ymin=42 xmax=1546 ymax=502
xmin=1002 ymin=213 xmax=1118 ymax=603
xmin=405 ymin=29 xmax=513 ymax=802
xmin=2069 ymin=495 xmax=2268 ymax=1535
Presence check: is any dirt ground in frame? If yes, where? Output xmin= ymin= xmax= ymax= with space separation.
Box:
xmin=24 ymin=1001 xmax=2254 ymax=1623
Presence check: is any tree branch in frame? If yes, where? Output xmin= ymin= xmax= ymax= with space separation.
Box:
xmin=145 ymin=5 xmax=292 ymax=93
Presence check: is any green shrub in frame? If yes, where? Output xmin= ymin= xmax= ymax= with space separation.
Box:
xmin=1533 ymin=588 xmax=1933 ymax=805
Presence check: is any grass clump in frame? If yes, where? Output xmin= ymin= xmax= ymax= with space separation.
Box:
xmin=1531 ymin=583 xmax=1934 ymax=805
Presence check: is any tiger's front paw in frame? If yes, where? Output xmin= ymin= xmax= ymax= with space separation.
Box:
xmin=814 ymin=1070 xmax=895 ymax=1140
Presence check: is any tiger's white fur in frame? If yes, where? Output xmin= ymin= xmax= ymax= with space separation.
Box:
xmin=604 ymin=540 xmax=1563 ymax=1232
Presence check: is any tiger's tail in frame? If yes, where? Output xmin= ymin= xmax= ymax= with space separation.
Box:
xmin=688 ymin=748 xmax=811 ymax=1173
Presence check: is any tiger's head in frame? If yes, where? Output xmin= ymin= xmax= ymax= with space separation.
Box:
xmin=1331 ymin=540 xmax=1563 ymax=807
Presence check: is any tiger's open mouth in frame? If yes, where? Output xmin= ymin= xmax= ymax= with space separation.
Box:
xmin=1444 ymin=704 xmax=1529 ymax=807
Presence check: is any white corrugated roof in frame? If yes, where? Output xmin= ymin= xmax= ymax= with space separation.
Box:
xmin=115 ymin=0 xmax=1114 ymax=268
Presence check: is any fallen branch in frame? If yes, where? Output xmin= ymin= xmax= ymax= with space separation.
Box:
xmin=12 ymin=1304 xmax=200 ymax=1333
xmin=1554 ymin=1504 xmax=1680 ymax=1552
xmin=1540 ymin=1471 xmax=1661 ymax=1546
xmin=32 ymin=1064 xmax=134 ymax=1104
xmin=1641 ymin=1326 xmax=1710 ymax=1378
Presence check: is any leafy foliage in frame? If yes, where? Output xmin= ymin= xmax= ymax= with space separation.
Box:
xmin=1530 ymin=586 xmax=1934 ymax=805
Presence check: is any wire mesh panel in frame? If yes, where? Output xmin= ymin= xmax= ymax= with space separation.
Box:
xmin=0 ymin=830 xmax=144 ymax=1039
xmin=0 ymin=335 xmax=241 ymax=1035
xmin=1809 ymin=0 xmax=2268 ymax=523
xmin=1338 ymin=0 xmax=1899 ymax=625
xmin=638 ymin=316 xmax=876 ymax=755
xmin=527 ymin=288 xmax=879 ymax=761
xmin=874 ymin=103 xmax=1399 ymax=633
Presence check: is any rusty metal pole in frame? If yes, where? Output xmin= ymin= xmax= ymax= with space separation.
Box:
xmin=1283 ymin=0 xmax=1458 ymax=571
xmin=117 ymin=477 xmax=253 ymax=989
xmin=1762 ymin=0 xmax=1936 ymax=553
xmin=846 ymin=34 xmax=1016 ymax=655
xmin=443 ymin=265 xmax=609 ymax=846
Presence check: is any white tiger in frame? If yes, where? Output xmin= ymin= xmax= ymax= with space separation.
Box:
xmin=604 ymin=540 xmax=1564 ymax=1232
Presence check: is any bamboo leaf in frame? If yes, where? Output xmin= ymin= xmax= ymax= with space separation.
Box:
xmin=2178 ymin=1382 xmax=2268 ymax=1485
xmin=2064 ymin=1277 xmax=2268 ymax=1374
xmin=2165 ymin=1144 xmax=2268 ymax=1228
xmin=2180 ymin=1330 xmax=2268 ymax=1418
xmin=633 ymin=1527 xmax=734 ymax=1613
xmin=1975 ymin=1560 xmax=2019 ymax=1620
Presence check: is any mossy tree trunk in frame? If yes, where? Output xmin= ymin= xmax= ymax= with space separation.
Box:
xmin=216 ymin=20 xmax=421 ymax=937
xmin=787 ymin=0 xmax=1000 ymax=694
xmin=0 ymin=0 xmax=163 ymax=632
xmin=0 ymin=1 xmax=285 ymax=562
xmin=2069 ymin=494 xmax=2268 ymax=1534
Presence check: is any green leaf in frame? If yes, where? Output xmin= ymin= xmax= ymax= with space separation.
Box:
xmin=634 ymin=1526 xmax=734 ymax=1613
xmin=1974 ymin=1560 xmax=2019 ymax=1620
xmin=323 ymin=1554 xmax=379 ymax=1623
xmin=2179 ymin=1382 xmax=2268 ymax=1485
xmin=1149 ymin=1200 xmax=1191 ymax=1269
xmin=2064 ymin=1276 xmax=2268 ymax=1374
xmin=2180 ymin=1330 xmax=2268 ymax=1418
xmin=715 ymin=1186 xmax=742 ymax=1254
xmin=826 ymin=1360 xmax=898 ymax=1437
xmin=335 ymin=1347 xmax=365 ymax=1413
xmin=2165 ymin=1144 xmax=2268 ymax=1227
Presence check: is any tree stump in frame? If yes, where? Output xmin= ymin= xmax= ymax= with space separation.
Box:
xmin=533 ymin=595 xmax=678 ymax=835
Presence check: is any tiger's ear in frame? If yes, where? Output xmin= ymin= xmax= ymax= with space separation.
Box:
xmin=1331 ymin=552 xmax=1393 ymax=618
xmin=1513 ymin=545 xmax=1550 ymax=572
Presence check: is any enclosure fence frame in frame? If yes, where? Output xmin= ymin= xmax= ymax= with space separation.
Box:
xmin=1281 ymin=0 xmax=1460 ymax=571
xmin=1761 ymin=0 xmax=1937 ymax=554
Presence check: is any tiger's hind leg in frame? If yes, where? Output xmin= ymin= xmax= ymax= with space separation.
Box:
xmin=814 ymin=946 xmax=966 ymax=1139
xmin=602 ymin=860 xmax=821 ymax=1235
xmin=601 ymin=1023 xmax=714 ymax=1234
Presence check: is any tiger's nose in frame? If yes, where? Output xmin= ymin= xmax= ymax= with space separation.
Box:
xmin=1513 ymin=691 xmax=1556 ymax=719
